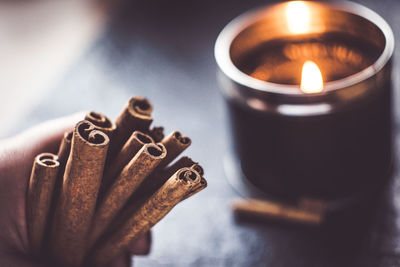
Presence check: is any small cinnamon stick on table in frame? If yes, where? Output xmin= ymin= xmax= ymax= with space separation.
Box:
xmin=232 ymin=198 xmax=324 ymax=225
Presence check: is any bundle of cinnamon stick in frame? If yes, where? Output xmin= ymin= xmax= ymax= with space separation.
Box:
xmin=26 ymin=97 xmax=207 ymax=266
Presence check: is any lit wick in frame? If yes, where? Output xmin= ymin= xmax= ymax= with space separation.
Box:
xmin=300 ymin=61 xmax=323 ymax=94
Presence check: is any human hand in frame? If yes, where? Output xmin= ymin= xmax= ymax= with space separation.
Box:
xmin=0 ymin=113 xmax=151 ymax=267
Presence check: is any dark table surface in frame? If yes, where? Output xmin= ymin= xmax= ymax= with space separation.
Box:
xmin=13 ymin=0 xmax=400 ymax=266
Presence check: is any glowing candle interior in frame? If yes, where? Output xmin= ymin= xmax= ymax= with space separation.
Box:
xmin=235 ymin=1 xmax=381 ymax=87
xmin=300 ymin=61 xmax=323 ymax=94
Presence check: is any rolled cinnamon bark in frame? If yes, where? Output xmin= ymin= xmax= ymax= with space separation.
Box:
xmin=232 ymin=198 xmax=324 ymax=225
xmin=27 ymin=153 xmax=60 ymax=256
xmin=57 ymin=131 xmax=73 ymax=167
xmin=55 ymin=131 xmax=73 ymax=196
xmin=160 ymin=156 xmax=197 ymax=179
xmin=102 ymin=131 xmax=154 ymax=189
xmin=189 ymin=163 xmax=204 ymax=176
xmin=134 ymin=131 xmax=192 ymax=199
xmin=50 ymin=120 xmax=109 ymax=266
xmin=85 ymin=111 xmax=116 ymax=138
xmin=162 ymin=161 xmax=205 ymax=200
xmin=107 ymin=131 xmax=191 ymax=209
xmin=53 ymin=131 xmax=73 ymax=202
xmin=149 ymin=126 xmax=164 ymax=143
xmin=88 ymin=143 xmax=166 ymax=248
xmin=144 ymin=151 xmax=195 ymax=200
xmin=43 ymin=131 xmax=73 ymax=252
xmin=109 ymin=97 xmax=153 ymax=159
xmin=183 ymin=177 xmax=207 ymax=200
xmin=113 ymin=161 xmax=201 ymax=229
xmin=158 ymin=131 xmax=191 ymax=169
xmin=91 ymin=167 xmax=201 ymax=266
xmin=183 ymin=164 xmax=206 ymax=200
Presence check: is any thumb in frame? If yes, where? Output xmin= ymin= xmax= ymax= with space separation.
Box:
xmin=0 ymin=112 xmax=86 ymax=162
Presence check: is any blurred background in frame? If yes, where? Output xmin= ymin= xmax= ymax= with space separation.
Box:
xmin=1 ymin=0 xmax=400 ymax=266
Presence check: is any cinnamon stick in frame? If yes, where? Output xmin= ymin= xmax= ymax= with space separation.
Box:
xmin=183 ymin=164 xmax=206 ymax=200
xmin=158 ymin=131 xmax=191 ymax=169
xmin=102 ymin=131 xmax=154 ymax=189
xmin=88 ymin=143 xmax=166 ymax=248
xmin=120 ymin=131 xmax=192 ymax=210
xmin=85 ymin=111 xmax=116 ymax=138
xmin=53 ymin=130 xmax=73 ymax=203
xmin=160 ymin=156 xmax=197 ymax=179
xmin=298 ymin=197 xmax=326 ymax=213
xmin=109 ymin=97 xmax=153 ymax=159
xmin=41 ymin=131 xmax=73 ymax=256
xmin=57 ymin=131 xmax=73 ymax=167
xmin=189 ymin=163 xmax=204 ymax=176
xmin=184 ymin=177 xmax=207 ymax=200
xmin=55 ymin=131 xmax=73 ymax=197
xmin=50 ymin=120 xmax=109 ymax=266
xmin=26 ymin=153 xmax=60 ymax=255
xmin=111 ymin=162 xmax=202 ymax=232
xmin=162 ymin=161 xmax=205 ymax=200
xmin=91 ymin=167 xmax=202 ymax=266
xmin=149 ymin=126 xmax=164 ymax=143
xmin=232 ymin=198 xmax=324 ymax=225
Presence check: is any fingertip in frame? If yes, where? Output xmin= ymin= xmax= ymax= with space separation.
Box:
xmin=128 ymin=231 xmax=152 ymax=255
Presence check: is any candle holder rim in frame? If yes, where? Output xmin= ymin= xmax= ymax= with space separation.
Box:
xmin=214 ymin=0 xmax=394 ymax=96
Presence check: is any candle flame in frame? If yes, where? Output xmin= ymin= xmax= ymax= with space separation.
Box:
xmin=300 ymin=61 xmax=323 ymax=94
xmin=286 ymin=1 xmax=310 ymax=34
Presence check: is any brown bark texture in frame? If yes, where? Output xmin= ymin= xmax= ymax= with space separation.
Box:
xmin=102 ymin=131 xmax=154 ymax=190
xmin=50 ymin=120 xmax=109 ymax=266
xmin=149 ymin=126 xmax=164 ymax=142
xmin=85 ymin=111 xmax=116 ymax=138
xmin=108 ymin=97 xmax=153 ymax=159
xmin=91 ymin=167 xmax=202 ymax=266
xmin=27 ymin=153 xmax=60 ymax=256
xmin=89 ymin=143 xmax=166 ymax=248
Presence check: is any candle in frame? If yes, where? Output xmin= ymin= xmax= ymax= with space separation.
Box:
xmin=239 ymin=1 xmax=382 ymax=87
xmin=215 ymin=1 xmax=394 ymax=204
xmin=300 ymin=61 xmax=323 ymax=94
